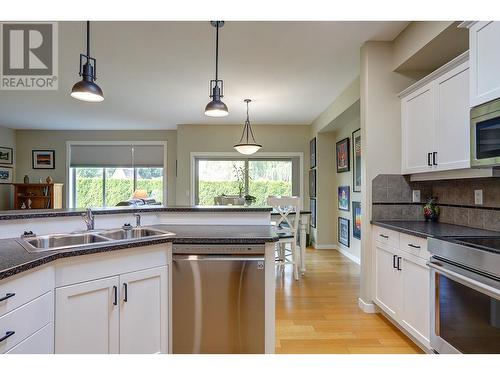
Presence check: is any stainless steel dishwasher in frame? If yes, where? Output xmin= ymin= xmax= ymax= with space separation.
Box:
xmin=172 ymin=244 xmax=265 ymax=354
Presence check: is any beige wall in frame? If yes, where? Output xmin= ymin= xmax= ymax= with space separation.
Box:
xmin=360 ymin=41 xmax=415 ymax=304
xmin=0 ymin=125 xmax=16 ymax=210
xmin=15 ymin=130 xmax=177 ymax=207
xmin=176 ymin=124 xmax=310 ymax=206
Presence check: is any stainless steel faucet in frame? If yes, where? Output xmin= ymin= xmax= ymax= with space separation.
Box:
xmin=133 ymin=213 xmax=141 ymax=227
xmin=82 ymin=208 xmax=95 ymax=231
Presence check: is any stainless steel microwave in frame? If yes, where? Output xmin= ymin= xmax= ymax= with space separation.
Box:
xmin=471 ymin=98 xmax=500 ymax=167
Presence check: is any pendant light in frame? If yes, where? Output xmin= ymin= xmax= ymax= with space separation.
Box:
xmin=205 ymin=21 xmax=228 ymax=117
xmin=234 ymin=99 xmax=262 ymax=155
xmin=71 ymin=21 xmax=104 ymax=103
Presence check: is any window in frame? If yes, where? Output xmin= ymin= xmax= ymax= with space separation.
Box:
xmin=69 ymin=143 xmax=165 ymax=208
xmin=71 ymin=167 xmax=163 ymax=208
xmin=195 ymin=157 xmax=299 ymax=206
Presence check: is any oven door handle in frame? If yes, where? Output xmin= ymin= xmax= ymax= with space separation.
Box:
xmin=428 ymin=261 xmax=500 ymax=300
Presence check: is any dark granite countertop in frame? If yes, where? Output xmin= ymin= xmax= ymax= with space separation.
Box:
xmin=0 ymin=205 xmax=273 ymax=221
xmin=0 ymin=225 xmax=278 ymax=280
xmin=372 ymin=220 xmax=500 ymax=238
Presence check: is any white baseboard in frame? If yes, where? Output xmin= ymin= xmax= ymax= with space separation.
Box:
xmin=312 ymin=242 xmax=337 ymax=250
xmin=358 ymin=298 xmax=377 ymax=313
xmin=335 ymin=246 xmax=361 ymax=264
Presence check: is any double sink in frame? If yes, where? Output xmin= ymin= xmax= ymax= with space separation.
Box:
xmin=18 ymin=227 xmax=175 ymax=253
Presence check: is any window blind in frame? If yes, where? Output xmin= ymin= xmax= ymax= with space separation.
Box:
xmin=70 ymin=144 xmax=164 ymax=167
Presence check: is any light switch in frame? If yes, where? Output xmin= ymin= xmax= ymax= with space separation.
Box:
xmin=474 ymin=190 xmax=483 ymax=205
xmin=412 ymin=190 xmax=421 ymax=203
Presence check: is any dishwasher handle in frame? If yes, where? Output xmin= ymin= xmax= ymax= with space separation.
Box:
xmin=173 ymin=254 xmax=265 ymax=262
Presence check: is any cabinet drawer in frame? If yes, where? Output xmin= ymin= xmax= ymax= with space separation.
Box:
xmin=0 ymin=266 xmax=54 ymax=317
xmin=0 ymin=291 xmax=53 ymax=353
xmin=373 ymin=226 xmax=400 ymax=248
xmin=400 ymin=233 xmax=430 ymax=260
xmin=6 ymin=323 xmax=53 ymax=354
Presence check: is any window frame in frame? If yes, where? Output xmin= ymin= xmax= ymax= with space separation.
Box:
xmin=191 ymin=152 xmax=304 ymax=206
xmin=66 ymin=141 xmax=167 ymax=208
xmin=70 ymin=166 xmax=164 ymax=208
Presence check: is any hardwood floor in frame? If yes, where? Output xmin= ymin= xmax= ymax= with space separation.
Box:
xmin=275 ymin=247 xmax=423 ymax=354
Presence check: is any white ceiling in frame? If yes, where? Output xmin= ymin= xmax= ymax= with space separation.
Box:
xmin=0 ymin=21 xmax=408 ymax=130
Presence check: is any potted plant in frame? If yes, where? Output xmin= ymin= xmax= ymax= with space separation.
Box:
xmin=244 ymin=194 xmax=256 ymax=206
xmin=423 ymin=197 xmax=440 ymax=222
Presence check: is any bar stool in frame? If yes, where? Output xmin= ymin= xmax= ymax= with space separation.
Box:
xmin=267 ymin=196 xmax=301 ymax=280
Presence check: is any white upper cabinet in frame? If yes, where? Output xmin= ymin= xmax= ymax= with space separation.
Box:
xmin=400 ymin=52 xmax=470 ymax=174
xmin=434 ymin=62 xmax=470 ymax=170
xmin=469 ymin=21 xmax=500 ymax=107
xmin=401 ymin=83 xmax=435 ymax=174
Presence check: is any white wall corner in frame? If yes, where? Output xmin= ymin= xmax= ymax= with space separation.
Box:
xmin=358 ymin=298 xmax=377 ymax=314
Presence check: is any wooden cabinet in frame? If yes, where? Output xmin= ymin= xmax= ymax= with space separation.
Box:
xmin=468 ymin=21 xmax=500 ymax=107
xmin=55 ymin=276 xmax=120 ymax=354
xmin=373 ymin=227 xmax=431 ymax=350
xmin=55 ymin=266 xmax=168 ymax=354
xmin=119 ymin=267 xmax=168 ymax=354
xmin=12 ymin=183 xmax=63 ymax=210
xmin=400 ymin=52 xmax=470 ymax=174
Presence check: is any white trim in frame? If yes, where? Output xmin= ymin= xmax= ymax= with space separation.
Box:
xmin=336 ymin=245 xmax=361 ymax=265
xmin=312 ymin=242 xmax=337 ymax=250
xmin=409 ymin=167 xmax=500 ymax=181
xmin=358 ymin=298 xmax=377 ymax=314
xmin=189 ymin=151 xmax=304 ymax=207
xmin=398 ymin=51 xmax=469 ymax=98
xmin=458 ymin=21 xmax=478 ymax=29
xmin=66 ymin=141 xmax=168 ymax=208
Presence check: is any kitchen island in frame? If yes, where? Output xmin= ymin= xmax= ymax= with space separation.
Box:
xmin=0 ymin=206 xmax=278 ymax=354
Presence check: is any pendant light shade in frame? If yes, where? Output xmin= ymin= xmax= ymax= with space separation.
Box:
xmin=205 ymin=21 xmax=228 ymax=117
xmin=234 ymin=99 xmax=262 ymax=155
xmin=71 ymin=21 xmax=104 ymax=103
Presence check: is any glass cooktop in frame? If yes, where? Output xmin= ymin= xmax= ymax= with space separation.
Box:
xmin=451 ymin=236 xmax=500 ymax=253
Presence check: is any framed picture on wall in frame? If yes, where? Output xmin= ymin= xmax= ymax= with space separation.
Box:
xmin=309 ymin=169 xmax=316 ymax=198
xmin=32 ymin=150 xmax=55 ymax=169
xmin=338 ymin=186 xmax=350 ymax=211
xmin=310 ymin=138 xmax=317 ymax=169
xmin=0 ymin=147 xmax=13 ymax=165
xmin=352 ymin=128 xmax=361 ymax=192
xmin=310 ymin=198 xmax=316 ymax=228
xmin=0 ymin=166 xmax=13 ymax=184
xmin=338 ymin=217 xmax=350 ymax=248
xmin=336 ymin=137 xmax=350 ymax=173
xmin=353 ymin=201 xmax=361 ymax=240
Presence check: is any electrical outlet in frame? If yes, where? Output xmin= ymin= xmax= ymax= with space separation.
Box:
xmin=474 ymin=190 xmax=483 ymax=205
xmin=412 ymin=190 xmax=421 ymax=203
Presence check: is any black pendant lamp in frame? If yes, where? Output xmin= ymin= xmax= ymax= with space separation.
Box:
xmin=71 ymin=21 xmax=104 ymax=103
xmin=234 ymin=99 xmax=262 ymax=155
xmin=205 ymin=21 xmax=228 ymax=117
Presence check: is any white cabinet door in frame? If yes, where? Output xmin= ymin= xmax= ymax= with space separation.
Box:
xmin=119 ymin=266 xmax=168 ymax=354
xmin=402 ymin=83 xmax=435 ymax=174
xmin=55 ymin=276 xmax=119 ymax=354
xmin=374 ymin=245 xmax=402 ymax=319
xmin=470 ymin=21 xmax=500 ymax=107
xmin=401 ymin=257 xmax=431 ymax=349
xmin=434 ymin=62 xmax=470 ymax=171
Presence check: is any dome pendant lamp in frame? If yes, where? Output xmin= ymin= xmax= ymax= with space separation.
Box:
xmin=234 ymin=99 xmax=262 ymax=155
xmin=71 ymin=21 xmax=104 ymax=103
xmin=205 ymin=21 xmax=228 ymax=117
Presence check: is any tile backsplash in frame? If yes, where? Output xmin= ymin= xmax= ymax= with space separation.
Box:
xmin=372 ymin=174 xmax=500 ymax=232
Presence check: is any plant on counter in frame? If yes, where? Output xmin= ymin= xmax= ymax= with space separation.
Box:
xmin=423 ymin=197 xmax=440 ymax=222
xmin=244 ymin=194 xmax=256 ymax=205
xmin=233 ymin=164 xmax=247 ymax=197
